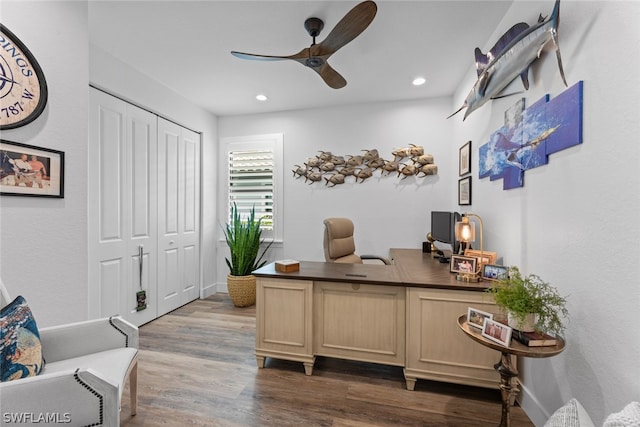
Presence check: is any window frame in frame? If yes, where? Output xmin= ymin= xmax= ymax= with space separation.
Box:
xmin=220 ymin=133 xmax=283 ymax=242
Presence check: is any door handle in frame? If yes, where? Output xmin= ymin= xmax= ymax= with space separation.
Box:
xmin=138 ymin=245 xmax=144 ymax=289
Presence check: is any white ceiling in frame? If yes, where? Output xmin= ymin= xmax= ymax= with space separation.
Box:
xmin=88 ymin=1 xmax=514 ymax=117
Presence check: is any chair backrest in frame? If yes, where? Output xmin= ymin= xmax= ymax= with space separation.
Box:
xmin=1 ymin=277 xmax=12 ymax=307
xmin=323 ymin=218 xmax=363 ymax=264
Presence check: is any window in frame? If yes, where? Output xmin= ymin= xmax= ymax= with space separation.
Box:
xmin=222 ymin=134 xmax=283 ymax=241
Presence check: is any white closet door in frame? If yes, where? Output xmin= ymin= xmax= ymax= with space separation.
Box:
xmin=88 ymin=89 xmax=158 ymax=326
xmin=157 ymin=118 xmax=200 ymax=315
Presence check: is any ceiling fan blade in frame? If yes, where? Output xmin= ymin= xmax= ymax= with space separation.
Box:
xmin=316 ymin=63 xmax=347 ymax=89
xmin=231 ymin=51 xmax=289 ymax=61
xmin=315 ymin=0 xmax=377 ymax=57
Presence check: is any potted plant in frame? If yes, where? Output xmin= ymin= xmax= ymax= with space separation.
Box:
xmin=485 ymin=266 xmax=568 ymax=336
xmin=222 ymin=203 xmax=273 ymax=307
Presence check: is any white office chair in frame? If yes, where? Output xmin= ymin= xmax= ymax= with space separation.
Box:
xmin=323 ymin=218 xmax=390 ymax=264
xmin=0 ymin=278 xmax=139 ymax=426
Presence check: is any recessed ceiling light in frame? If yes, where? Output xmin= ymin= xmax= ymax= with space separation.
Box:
xmin=256 ymin=94 xmax=268 ymax=101
xmin=412 ymin=77 xmax=426 ymax=86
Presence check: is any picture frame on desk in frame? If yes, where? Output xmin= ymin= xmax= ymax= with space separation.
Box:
xmin=482 ymin=318 xmax=512 ymax=347
xmin=450 ymin=255 xmax=477 ymax=274
xmin=464 ymin=249 xmax=497 ymax=266
xmin=482 ymin=264 xmax=508 ymax=281
xmin=467 ymin=307 xmax=493 ymax=329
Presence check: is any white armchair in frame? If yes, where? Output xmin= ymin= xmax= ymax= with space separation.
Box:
xmin=0 ymin=280 xmax=138 ymax=426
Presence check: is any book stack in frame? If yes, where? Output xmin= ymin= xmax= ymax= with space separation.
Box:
xmin=512 ymin=330 xmax=558 ymax=347
xmin=275 ymin=259 xmax=300 ymax=273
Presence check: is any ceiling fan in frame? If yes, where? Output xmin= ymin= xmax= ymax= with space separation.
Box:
xmin=230 ymin=1 xmax=377 ymax=89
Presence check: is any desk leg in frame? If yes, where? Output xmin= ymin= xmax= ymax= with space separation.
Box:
xmin=495 ymin=352 xmax=518 ymax=427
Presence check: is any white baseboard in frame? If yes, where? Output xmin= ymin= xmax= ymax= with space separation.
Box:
xmin=518 ymin=383 xmax=551 ymax=426
xmin=201 ymin=282 xmax=218 ymax=299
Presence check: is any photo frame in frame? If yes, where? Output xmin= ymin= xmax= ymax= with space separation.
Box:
xmin=450 ymin=255 xmax=477 ymax=274
xmin=0 ymin=139 xmax=64 ymax=198
xmin=458 ymin=176 xmax=471 ymax=205
xmin=459 ymin=140 xmax=471 ymax=176
xmin=464 ymin=249 xmax=497 ymax=266
xmin=482 ymin=264 xmax=508 ymax=282
xmin=467 ymin=307 xmax=493 ymax=329
xmin=482 ymin=318 xmax=513 ymax=347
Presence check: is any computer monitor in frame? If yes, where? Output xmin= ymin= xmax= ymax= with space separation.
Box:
xmin=430 ymin=211 xmax=461 ymax=256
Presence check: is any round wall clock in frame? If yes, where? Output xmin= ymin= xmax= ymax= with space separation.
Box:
xmin=0 ymin=24 xmax=48 ymax=130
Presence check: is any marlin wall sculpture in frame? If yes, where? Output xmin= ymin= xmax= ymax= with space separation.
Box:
xmin=449 ymin=0 xmax=568 ymax=121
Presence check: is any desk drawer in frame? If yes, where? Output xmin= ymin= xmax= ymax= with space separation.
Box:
xmin=405 ymin=287 xmax=502 ymax=389
xmin=313 ymin=281 xmax=405 ymax=366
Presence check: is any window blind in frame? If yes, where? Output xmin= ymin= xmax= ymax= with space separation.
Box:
xmin=228 ymin=149 xmax=274 ymax=230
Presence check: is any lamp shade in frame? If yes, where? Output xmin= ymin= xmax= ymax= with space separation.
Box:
xmin=455 ymin=217 xmax=475 ymax=242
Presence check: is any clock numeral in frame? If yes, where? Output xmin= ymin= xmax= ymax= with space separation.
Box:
xmin=1 ymin=101 xmax=24 ymax=118
xmin=22 ymin=89 xmax=34 ymax=100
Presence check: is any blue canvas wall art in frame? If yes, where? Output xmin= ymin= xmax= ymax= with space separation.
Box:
xmin=478 ymin=81 xmax=584 ymax=190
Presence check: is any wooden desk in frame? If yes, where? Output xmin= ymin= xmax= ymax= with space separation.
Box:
xmin=458 ymin=315 xmax=565 ymax=427
xmin=253 ymin=248 xmax=505 ymax=390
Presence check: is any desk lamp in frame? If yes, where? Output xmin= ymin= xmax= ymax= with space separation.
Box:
xmin=454 ymin=213 xmax=484 ymax=282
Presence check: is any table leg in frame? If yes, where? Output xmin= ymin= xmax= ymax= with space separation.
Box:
xmin=495 ymin=351 xmax=518 ymax=427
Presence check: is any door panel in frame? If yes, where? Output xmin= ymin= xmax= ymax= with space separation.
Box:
xmin=157 ymin=118 xmax=200 ymax=315
xmin=89 ymin=89 xmax=158 ymax=325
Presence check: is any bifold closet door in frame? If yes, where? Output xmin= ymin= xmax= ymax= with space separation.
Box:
xmin=88 ymin=89 xmax=158 ymax=326
xmin=157 ymin=118 xmax=201 ymax=316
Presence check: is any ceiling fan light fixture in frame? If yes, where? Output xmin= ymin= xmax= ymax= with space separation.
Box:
xmin=412 ymin=77 xmax=427 ymax=86
xmin=256 ymin=94 xmax=268 ymax=102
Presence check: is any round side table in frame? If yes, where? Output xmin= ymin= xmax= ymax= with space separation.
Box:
xmin=457 ymin=315 xmax=565 ymax=427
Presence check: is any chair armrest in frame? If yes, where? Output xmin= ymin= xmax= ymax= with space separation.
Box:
xmin=0 ymin=368 xmax=119 ymax=426
xmin=361 ymin=254 xmax=391 ymax=265
xmin=40 ymin=316 xmax=138 ymax=363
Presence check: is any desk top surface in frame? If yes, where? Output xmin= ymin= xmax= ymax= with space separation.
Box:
xmin=253 ymin=248 xmax=488 ymax=291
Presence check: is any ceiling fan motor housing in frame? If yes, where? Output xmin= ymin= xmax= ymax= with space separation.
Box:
xmin=304 ymin=17 xmax=324 ymax=38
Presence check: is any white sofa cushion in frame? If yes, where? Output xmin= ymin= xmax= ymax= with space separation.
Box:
xmin=544 ymin=398 xmax=595 ymax=427
xmin=603 ymin=402 xmax=640 ymax=427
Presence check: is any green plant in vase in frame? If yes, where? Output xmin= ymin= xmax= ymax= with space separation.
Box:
xmin=485 ymin=266 xmax=568 ymax=336
xmin=222 ymin=203 xmax=273 ymax=307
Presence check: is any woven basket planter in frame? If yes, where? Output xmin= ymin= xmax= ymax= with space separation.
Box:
xmin=227 ymin=274 xmax=256 ymax=307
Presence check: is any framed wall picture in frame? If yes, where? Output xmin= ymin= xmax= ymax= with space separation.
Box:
xmin=482 ymin=318 xmax=512 ymax=347
xmin=0 ymin=139 xmax=64 ymax=198
xmin=459 ymin=140 xmax=471 ymax=176
xmin=458 ymin=176 xmax=471 ymax=205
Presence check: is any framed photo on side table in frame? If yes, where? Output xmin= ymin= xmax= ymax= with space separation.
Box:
xmin=467 ymin=307 xmax=493 ymax=329
xmin=458 ymin=176 xmax=471 ymax=205
xmin=0 ymin=139 xmax=65 ymax=198
xmin=459 ymin=140 xmax=471 ymax=176
xmin=482 ymin=318 xmax=513 ymax=347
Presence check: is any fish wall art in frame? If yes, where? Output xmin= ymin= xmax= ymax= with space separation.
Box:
xmin=292 ymin=144 xmax=437 ymax=187
xmin=449 ymin=0 xmax=567 ymax=120
xmin=479 ymin=80 xmax=583 ymax=190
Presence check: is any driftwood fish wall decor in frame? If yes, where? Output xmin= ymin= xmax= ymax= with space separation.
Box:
xmin=292 ymin=144 xmax=437 ymax=187
xmin=449 ymin=0 xmax=568 ymax=121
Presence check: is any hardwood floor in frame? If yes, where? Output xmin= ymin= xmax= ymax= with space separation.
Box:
xmin=120 ymin=294 xmax=534 ymax=426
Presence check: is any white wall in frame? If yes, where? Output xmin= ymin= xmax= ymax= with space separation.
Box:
xmin=217 ymin=97 xmax=455 ymax=286
xmin=0 ymin=1 xmax=90 ymax=326
xmin=0 ymin=1 xmax=219 ymax=328
xmin=89 ymin=46 xmax=219 ymax=298
xmin=451 ymin=1 xmax=640 ymax=425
